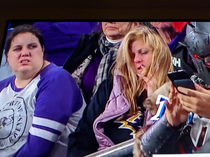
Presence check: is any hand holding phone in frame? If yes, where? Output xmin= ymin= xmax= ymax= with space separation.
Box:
xmin=167 ymin=70 xmax=195 ymax=90
xmin=167 ymin=70 xmax=195 ymax=125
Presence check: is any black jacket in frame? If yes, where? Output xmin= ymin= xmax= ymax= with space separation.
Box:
xmin=140 ymin=115 xmax=210 ymax=156
xmin=171 ymin=43 xmax=197 ymax=77
xmin=67 ymin=77 xmax=113 ymax=157
xmin=63 ymin=32 xmax=100 ymax=74
xmin=170 ymin=26 xmax=197 ymax=77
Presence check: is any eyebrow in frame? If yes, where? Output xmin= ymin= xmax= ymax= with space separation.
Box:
xmin=135 ymin=49 xmax=148 ymax=53
xmin=12 ymin=44 xmax=22 ymax=48
xmin=28 ymin=42 xmax=38 ymax=45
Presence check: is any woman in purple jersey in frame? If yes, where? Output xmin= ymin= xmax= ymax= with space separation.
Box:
xmin=0 ymin=24 xmax=85 ymax=157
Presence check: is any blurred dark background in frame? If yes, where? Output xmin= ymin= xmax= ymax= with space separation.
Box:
xmin=1 ymin=0 xmax=210 ymax=64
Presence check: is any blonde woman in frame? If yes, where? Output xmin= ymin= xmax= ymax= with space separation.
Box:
xmin=67 ymin=25 xmax=173 ymax=157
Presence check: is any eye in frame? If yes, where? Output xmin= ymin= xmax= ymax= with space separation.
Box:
xmin=13 ymin=46 xmax=22 ymax=51
xmin=141 ymin=50 xmax=148 ymax=54
xmin=28 ymin=44 xmax=37 ymax=49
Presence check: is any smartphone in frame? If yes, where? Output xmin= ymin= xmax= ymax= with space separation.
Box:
xmin=167 ymin=70 xmax=195 ymax=90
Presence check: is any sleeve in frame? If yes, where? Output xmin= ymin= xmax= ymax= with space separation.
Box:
xmin=14 ymin=70 xmax=83 ymax=157
xmin=140 ymin=115 xmax=184 ymax=157
xmin=67 ymin=77 xmax=113 ymax=157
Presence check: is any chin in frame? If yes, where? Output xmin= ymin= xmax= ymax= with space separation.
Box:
xmin=106 ymin=32 xmax=118 ymax=37
xmin=137 ymin=70 xmax=143 ymax=76
xmin=138 ymin=69 xmax=143 ymax=74
xmin=19 ymin=68 xmax=32 ymax=73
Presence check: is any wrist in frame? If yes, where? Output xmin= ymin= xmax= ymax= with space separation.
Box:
xmin=163 ymin=114 xmax=184 ymax=129
xmin=165 ymin=111 xmax=182 ymax=127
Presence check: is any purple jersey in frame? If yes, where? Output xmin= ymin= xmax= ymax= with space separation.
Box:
xmin=0 ymin=63 xmax=86 ymax=157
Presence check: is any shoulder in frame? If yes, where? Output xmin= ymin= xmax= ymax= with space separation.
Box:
xmin=41 ymin=63 xmax=71 ymax=78
xmin=63 ymin=32 xmax=101 ymax=74
xmin=76 ymin=32 xmax=100 ymax=54
xmin=82 ymin=31 xmax=100 ymax=42
xmin=75 ymin=32 xmax=100 ymax=50
xmin=0 ymin=76 xmax=14 ymax=92
xmin=38 ymin=63 xmax=76 ymax=86
xmin=77 ymin=32 xmax=101 ymax=52
xmin=113 ymin=70 xmax=125 ymax=89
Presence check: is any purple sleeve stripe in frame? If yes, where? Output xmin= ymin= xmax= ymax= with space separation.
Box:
xmin=29 ymin=126 xmax=59 ymax=142
xmin=33 ymin=116 xmax=65 ymax=132
xmin=32 ymin=124 xmax=61 ymax=135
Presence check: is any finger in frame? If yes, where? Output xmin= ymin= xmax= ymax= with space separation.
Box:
xmin=177 ymin=86 xmax=203 ymax=98
xmin=182 ymin=104 xmax=194 ymax=114
xmin=170 ymin=81 xmax=174 ymax=89
xmin=164 ymin=100 xmax=173 ymax=111
xmin=195 ymin=83 xmax=210 ymax=94
xmin=177 ymin=92 xmax=194 ymax=106
xmin=177 ymin=86 xmax=191 ymax=95
xmin=177 ymin=91 xmax=188 ymax=100
xmin=180 ymin=105 xmax=191 ymax=115
xmin=168 ymin=89 xmax=173 ymax=104
xmin=179 ymin=98 xmax=198 ymax=113
xmin=170 ymin=83 xmax=176 ymax=95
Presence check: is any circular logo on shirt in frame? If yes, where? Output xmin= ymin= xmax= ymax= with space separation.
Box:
xmin=0 ymin=97 xmax=27 ymax=149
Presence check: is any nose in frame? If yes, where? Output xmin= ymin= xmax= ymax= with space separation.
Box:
xmin=105 ymin=22 xmax=116 ymax=24
xmin=133 ymin=53 xmax=142 ymax=63
xmin=21 ymin=48 xmax=30 ymax=57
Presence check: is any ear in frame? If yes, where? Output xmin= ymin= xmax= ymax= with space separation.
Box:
xmin=42 ymin=46 xmax=45 ymax=58
xmin=6 ymin=55 xmax=9 ymax=63
xmin=42 ymin=46 xmax=44 ymax=53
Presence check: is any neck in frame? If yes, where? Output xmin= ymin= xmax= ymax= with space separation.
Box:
xmin=15 ymin=78 xmax=34 ymax=88
xmin=106 ymin=36 xmax=122 ymax=43
xmin=14 ymin=60 xmax=49 ymax=88
xmin=156 ymin=27 xmax=177 ymax=44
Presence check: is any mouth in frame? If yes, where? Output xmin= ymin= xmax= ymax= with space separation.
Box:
xmin=106 ymin=26 xmax=116 ymax=30
xmin=20 ymin=59 xmax=30 ymax=64
xmin=137 ymin=65 xmax=144 ymax=70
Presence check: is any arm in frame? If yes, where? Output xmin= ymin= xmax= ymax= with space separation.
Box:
xmin=67 ymin=77 xmax=113 ymax=157
xmin=140 ymin=83 xmax=189 ymax=156
xmin=140 ymin=115 xmax=184 ymax=157
xmin=14 ymin=70 xmax=82 ymax=157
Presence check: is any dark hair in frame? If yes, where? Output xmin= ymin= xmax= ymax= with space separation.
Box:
xmin=5 ymin=24 xmax=44 ymax=57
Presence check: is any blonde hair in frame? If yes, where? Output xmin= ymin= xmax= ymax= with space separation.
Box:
xmin=115 ymin=25 xmax=174 ymax=113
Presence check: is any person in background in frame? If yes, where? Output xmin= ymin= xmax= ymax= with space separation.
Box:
xmin=0 ymin=24 xmax=86 ymax=157
xmin=132 ymin=22 xmax=199 ymax=136
xmin=149 ymin=22 xmax=197 ymax=77
xmin=0 ymin=27 xmax=16 ymax=81
xmin=63 ymin=22 xmax=140 ymax=104
xmin=0 ymin=22 xmax=100 ymax=81
xmin=33 ymin=22 xmax=100 ymax=66
xmin=67 ymin=26 xmax=174 ymax=157
xmin=135 ymin=83 xmax=210 ymax=157
xmin=0 ymin=49 xmax=13 ymax=81
xmin=134 ymin=22 xmax=210 ymax=156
